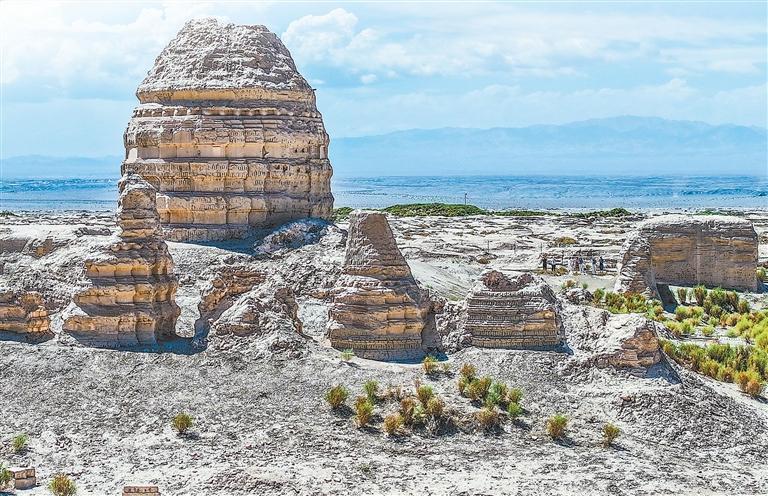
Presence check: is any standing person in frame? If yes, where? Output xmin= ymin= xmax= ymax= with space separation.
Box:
xmin=578 ymin=255 xmax=584 ymax=274
xmin=599 ymin=256 xmax=605 ymax=273
xmin=542 ymin=255 xmax=548 ymax=272
xmin=591 ymin=256 xmax=598 ymax=275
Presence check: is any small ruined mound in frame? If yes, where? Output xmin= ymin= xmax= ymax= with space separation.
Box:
xmin=615 ymin=214 xmax=759 ymax=295
xmin=562 ymin=304 xmax=663 ymax=375
xmin=62 ymin=175 xmax=180 ymax=347
xmin=328 ymin=210 xmax=430 ymax=360
xmin=463 ymin=270 xmax=564 ymax=349
xmin=253 ymin=218 xmax=339 ymax=256
xmin=123 ymin=18 xmax=334 ymax=241
xmin=0 ymin=289 xmax=50 ymax=336
xmin=208 ymin=283 xmax=305 ymax=358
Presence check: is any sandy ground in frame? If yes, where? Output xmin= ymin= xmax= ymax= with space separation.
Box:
xmin=2 ymin=209 xmax=768 ymax=495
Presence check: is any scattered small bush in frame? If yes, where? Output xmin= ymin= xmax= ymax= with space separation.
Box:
xmin=425 ymin=396 xmax=445 ymax=419
xmin=465 ymin=376 xmax=492 ymax=401
xmin=506 ymin=402 xmax=523 ymax=420
xmin=400 ymin=397 xmax=417 ymax=426
xmin=592 ymin=288 xmax=606 ymax=304
xmin=459 ymin=363 xmax=476 ymax=380
xmin=325 ymin=385 xmax=349 ymax=409
xmin=441 ymin=362 xmax=451 ymax=374
xmin=417 ymin=384 xmax=434 ymax=406
xmin=486 ymin=382 xmax=508 ymax=407
xmin=355 ymin=398 xmax=374 ymax=427
xmin=676 ymin=287 xmax=688 ymax=305
xmin=383 ymin=413 xmax=404 ymax=435
xmin=602 ymin=423 xmax=621 ymax=447
xmin=693 ymin=285 xmax=707 ymax=306
xmin=422 ymin=355 xmax=439 ymax=375
xmin=546 ymin=414 xmax=568 ymax=440
xmin=383 ymin=203 xmax=487 ymax=217
xmin=554 ymin=236 xmax=578 ymax=246
xmin=0 ymin=464 xmax=11 ymax=490
xmin=48 ymin=473 xmax=77 ymax=496
xmin=363 ymin=380 xmax=379 ymax=403
xmin=341 ymin=349 xmax=355 ymax=361
xmin=738 ymin=299 xmax=750 ymax=314
xmin=507 ymin=387 xmax=523 ymax=404
xmin=561 ymin=279 xmax=577 ymax=290
xmin=745 ymin=379 xmax=764 ymax=398
xmin=333 ymin=207 xmax=354 ymax=222
xmin=12 ymin=433 xmax=29 ymax=453
xmin=476 ymin=407 xmax=500 ymax=431
xmin=172 ymin=412 xmax=193 ymax=435
xmin=757 ymin=267 xmax=767 ymax=282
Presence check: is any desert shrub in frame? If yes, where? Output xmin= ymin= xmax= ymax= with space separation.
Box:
xmin=12 ymin=433 xmax=29 ymax=453
xmin=459 ymin=363 xmax=476 ymax=380
xmin=416 ymin=385 xmax=434 ymax=406
xmin=554 ymin=236 xmax=577 ymax=246
xmin=422 ymin=355 xmax=439 ymax=375
xmin=507 ymin=402 xmax=523 ymax=419
xmin=561 ymin=279 xmax=577 ymax=290
xmin=507 ymin=387 xmax=523 ymax=405
xmin=693 ymin=285 xmax=707 ymax=306
xmin=172 ymin=412 xmax=193 ymax=435
xmin=457 ymin=375 xmax=470 ymax=395
xmin=399 ymin=397 xmax=417 ymax=426
xmin=709 ymin=305 xmax=724 ymax=319
xmin=383 ymin=413 xmax=404 ymax=435
xmin=757 ymin=267 xmax=767 ymax=282
xmin=355 ymin=399 xmax=374 ymax=427
xmin=382 ymin=203 xmax=487 ymax=217
xmin=385 ymin=385 xmax=404 ymax=402
xmin=363 ymin=380 xmax=379 ymax=403
xmin=333 ymin=207 xmax=354 ymax=222
xmin=738 ymin=299 xmax=750 ymax=315
xmin=425 ymin=396 xmax=445 ymax=419
xmin=708 ymin=316 xmax=719 ymax=328
xmin=325 ymin=385 xmax=349 ymax=409
xmin=676 ymin=288 xmax=688 ymax=305
xmin=592 ymin=288 xmax=606 ymax=304
xmin=581 ymin=282 xmax=589 ymax=290
xmin=725 ymin=291 xmax=739 ymax=311
xmin=701 ymin=325 xmax=715 ymax=337
xmin=466 ymin=376 xmax=492 ymax=402
xmin=602 ymin=423 xmax=621 ymax=447
xmin=340 ymin=349 xmax=355 ymax=361
xmin=546 ymin=414 xmax=568 ymax=440
xmin=441 ymin=362 xmax=451 ymax=374
xmin=476 ymin=407 xmax=500 ymax=431
xmin=649 ymin=304 xmax=665 ymax=320
xmin=718 ymin=366 xmax=736 ymax=383
xmin=571 ymin=208 xmax=631 ymax=218
xmin=675 ymin=306 xmax=693 ymax=322
xmin=48 ymin=473 xmax=77 ymax=496
xmin=0 ymin=464 xmax=11 ymax=490
xmin=486 ymin=382 xmax=508 ymax=407
xmin=745 ymin=379 xmax=764 ymax=398
xmin=699 ymin=359 xmax=722 ymax=379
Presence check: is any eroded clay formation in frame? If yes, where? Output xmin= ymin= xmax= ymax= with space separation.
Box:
xmin=0 ymin=290 xmax=50 ymax=335
xmin=464 ymin=270 xmax=564 ymax=349
xmin=62 ymin=175 xmax=180 ymax=346
xmin=328 ymin=211 xmax=430 ymax=360
xmin=615 ymin=215 xmax=759 ymax=295
xmin=122 ymin=18 xmax=333 ymax=241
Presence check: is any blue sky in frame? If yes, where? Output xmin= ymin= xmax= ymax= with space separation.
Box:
xmin=0 ymin=0 xmax=766 ymax=157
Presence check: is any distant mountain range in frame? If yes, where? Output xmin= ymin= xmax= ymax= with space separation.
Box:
xmin=2 ymin=117 xmax=766 ymax=178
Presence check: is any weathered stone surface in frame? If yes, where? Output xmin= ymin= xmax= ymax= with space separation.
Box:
xmin=123 ymin=485 xmax=160 ymax=495
xmin=615 ymin=215 xmax=759 ymax=295
xmin=212 ymin=284 xmax=301 ymax=337
xmin=198 ymin=265 xmax=265 ymax=318
xmin=562 ymin=305 xmax=663 ymax=375
xmin=122 ymin=18 xmax=333 ymax=241
xmin=62 ymin=175 xmax=180 ymax=346
xmin=464 ymin=270 xmax=564 ymax=349
xmin=0 ymin=290 xmax=50 ymax=335
xmin=328 ymin=211 xmax=430 ymax=360
xmin=9 ymin=467 xmax=36 ymax=490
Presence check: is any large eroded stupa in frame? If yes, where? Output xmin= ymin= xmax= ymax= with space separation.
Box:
xmin=122 ymin=18 xmax=334 ymax=241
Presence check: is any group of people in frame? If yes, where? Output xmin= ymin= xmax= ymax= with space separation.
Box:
xmin=541 ymin=253 xmax=604 ymax=275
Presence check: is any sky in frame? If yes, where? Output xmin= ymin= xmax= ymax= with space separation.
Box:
xmin=0 ymin=0 xmax=766 ymax=158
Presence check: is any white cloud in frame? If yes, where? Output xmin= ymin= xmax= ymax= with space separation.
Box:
xmin=360 ymin=74 xmax=377 ymax=84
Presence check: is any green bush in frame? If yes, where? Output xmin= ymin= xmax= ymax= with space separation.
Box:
xmin=400 ymin=397 xmax=417 ymax=426
xmin=571 ymin=208 xmax=631 ymax=218
xmin=172 ymin=412 xmax=193 ymax=435
xmin=12 ymin=433 xmax=29 ymax=453
xmin=486 ymin=382 xmax=508 ymax=407
xmin=602 ymin=423 xmax=621 ymax=447
xmin=466 ymin=376 xmax=492 ymax=401
xmin=592 ymin=288 xmax=606 ymax=304
xmin=382 ymin=203 xmax=487 ymax=217
xmin=546 ymin=414 xmax=568 ymax=440
xmin=507 ymin=402 xmax=523 ymax=419
xmin=757 ymin=267 xmax=767 ymax=282
xmin=693 ymin=285 xmax=707 ymax=306
xmin=676 ymin=288 xmax=688 ymax=305
xmin=333 ymin=207 xmax=354 ymax=222
xmin=0 ymin=464 xmax=11 ymax=490
xmin=459 ymin=363 xmax=476 ymax=380
xmin=363 ymin=380 xmax=379 ymax=403
xmin=340 ymin=349 xmax=355 ymax=361
xmin=425 ymin=396 xmax=445 ymax=419
xmin=507 ymin=387 xmax=523 ymax=405
xmin=48 ymin=473 xmax=77 ymax=496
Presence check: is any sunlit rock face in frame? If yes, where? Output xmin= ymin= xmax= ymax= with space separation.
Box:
xmin=0 ymin=289 xmax=50 ymax=335
xmin=615 ymin=215 xmax=759 ymax=295
xmin=62 ymin=175 xmax=180 ymax=347
xmin=122 ymin=18 xmax=334 ymax=241
xmin=328 ymin=211 xmax=430 ymax=360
